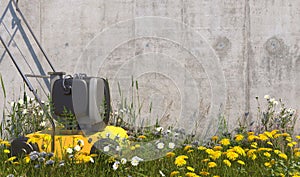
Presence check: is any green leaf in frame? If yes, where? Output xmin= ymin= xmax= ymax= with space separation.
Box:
xmin=0 ymin=73 xmax=6 ymax=98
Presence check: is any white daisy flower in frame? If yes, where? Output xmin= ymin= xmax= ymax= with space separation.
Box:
xmin=168 ymin=142 xmax=175 ymax=149
xmin=157 ymin=142 xmax=164 ymax=150
xmin=156 ymin=127 xmax=164 ymax=132
xmin=121 ymin=158 xmax=127 ymax=164
xmin=264 ymin=95 xmax=270 ymax=100
xmin=10 ymin=102 xmax=15 ymax=107
xmin=131 ymin=159 xmax=139 ymax=166
xmin=39 ymin=121 xmax=46 ymax=127
xmin=116 ymin=145 xmax=121 ymax=151
xmin=74 ymin=145 xmax=81 ymax=152
xmin=18 ymin=99 xmax=24 ymax=105
xmin=103 ymin=145 xmax=110 ymax=152
xmin=66 ymin=148 xmax=73 ymax=154
xmin=113 ymin=161 xmax=120 ymax=170
xmin=22 ymin=109 xmax=28 ymax=114
xmin=131 ymin=156 xmax=143 ymax=166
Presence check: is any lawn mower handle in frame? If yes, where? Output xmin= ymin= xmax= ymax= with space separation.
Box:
xmin=0 ymin=36 xmax=56 ymax=152
xmin=12 ymin=0 xmax=56 ymax=72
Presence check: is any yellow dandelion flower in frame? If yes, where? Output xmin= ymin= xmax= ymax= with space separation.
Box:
xmin=0 ymin=140 xmax=11 ymax=147
xmin=296 ymin=135 xmax=300 ymax=140
xmin=237 ymin=160 xmax=245 ymax=165
xmin=258 ymin=148 xmax=273 ymax=152
xmin=107 ymin=156 xmax=115 ymax=163
xmin=211 ymin=136 xmax=219 ymax=141
xmin=278 ymin=153 xmax=288 ymax=160
xmin=135 ymin=144 xmax=141 ymax=148
xmin=233 ymin=146 xmax=246 ymax=156
xmin=295 ymin=151 xmax=300 ymax=157
xmin=210 ymin=151 xmax=222 ymax=160
xmin=3 ymin=149 xmax=10 ymax=154
xmin=213 ymin=146 xmax=222 ymax=151
xmin=223 ymin=159 xmax=231 ymax=167
xmin=170 ymin=171 xmax=180 ymax=177
xmin=271 ymin=159 xmax=276 ymax=165
xmin=258 ymin=134 xmax=269 ymax=141
xmin=279 ymin=173 xmax=285 ymax=177
xmin=186 ymin=172 xmax=200 ymax=177
xmin=24 ymin=156 xmax=30 ymax=163
xmin=213 ymin=176 xmax=220 ymax=177
xmin=227 ymin=151 xmax=239 ymax=161
xmin=247 ymin=149 xmax=256 ymax=155
xmin=198 ymin=146 xmax=207 ymax=151
xmin=286 ymin=136 xmax=292 ymax=142
xmin=264 ymin=131 xmax=273 ymax=138
xmin=205 ymin=148 xmax=214 ymax=155
xmin=271 ymin=129 xmax=279 ymax=135
xmin=264 ymin=152 xmax=271 ymax=158
xmin=248 ymin=132 xmax=255 ymax=136
xmin=199 ymin=171 xmax=210 ymax=176
xmin=274 ymin=150 xmax=281 ymax=154
xmin=175 ymin=155 xmax=188 ymax=167
xmin=202 ymin=158 xmax=209 ymax=162
xmin=187 ymin=166 xmax=195 ymax=172
xmin=138 ymin=135 xmax=146 ymax=139
xmin=264 ymin=162 xmax=272 ymax=168
xmin=251 ymin=142 xmax=257 ymax=148
xmin=184 ymin=145 xmax=192 ymax=151
xmin=251 ymin=153 xmax=257 ymax=160
xmin=282 ymin=133 xmax=290 ymax=137
xmin=188 ymin=150 xmax=194 ymax=153
xmin=219 ymin=138 xmax=230 ymax=146
xmin=208 ymin=162 xmax=217 ymax=168
xmin=288 ymin=143 xmax=294 ymax=147
xmin=248 ymin=135 xmax=258 ymax=141
xmin=130 ymin=146 xmax=136 ymax=150
xmin=6 ymin=156 xmax=16 ymax=162
xmin=274 ymin=134 xmax=282 ymax=138
xmin=235 ymin=134 xmax=244 ymax=142
xmin=166 ymin=152 xmax=176 ymax=157
xmin=267 ymin=141 xmax=273 ymax=146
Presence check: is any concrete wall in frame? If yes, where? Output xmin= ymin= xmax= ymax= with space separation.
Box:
xmin=0 ymin=0 xmax=299 ymax=137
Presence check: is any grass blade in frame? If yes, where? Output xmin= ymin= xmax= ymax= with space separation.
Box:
xmin=0 ymin=73 xmax=6 ymax=98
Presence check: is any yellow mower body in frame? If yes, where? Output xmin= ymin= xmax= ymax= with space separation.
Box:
xmin=26 ymin=126 xmax=128 ymax=159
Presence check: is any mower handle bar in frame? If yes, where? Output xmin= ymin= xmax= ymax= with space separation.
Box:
xmin=0 ymin=35 xmax=56 ymax=152
xmin=12 ymin=0 xmax=56 ymax=72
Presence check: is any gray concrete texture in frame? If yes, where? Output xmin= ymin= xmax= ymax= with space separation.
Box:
xmin=0 ymin=0 xmax=300 ymax=137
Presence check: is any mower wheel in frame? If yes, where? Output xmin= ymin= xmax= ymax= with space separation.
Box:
xmin=10 ymin=136 xmax=39 ymax=157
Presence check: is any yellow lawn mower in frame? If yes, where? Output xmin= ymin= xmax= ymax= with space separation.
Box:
xmin=0 ymin=0 xmax=127 ymax=159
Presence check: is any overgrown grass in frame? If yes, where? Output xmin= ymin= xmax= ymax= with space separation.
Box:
xmin=1 ymin=130 xmax=300 ymax=177
xmin=0 ymin=76 xmax=300 ymax=176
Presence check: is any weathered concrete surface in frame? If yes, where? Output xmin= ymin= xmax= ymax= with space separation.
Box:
xmin=0 ymin=0 xmax=299 ymax=136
